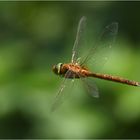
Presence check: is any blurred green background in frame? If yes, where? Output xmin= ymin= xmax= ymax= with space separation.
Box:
xmin=0 ymin=1 xmax=140 ymax=139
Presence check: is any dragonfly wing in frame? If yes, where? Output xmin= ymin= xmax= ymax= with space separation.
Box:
xmin=81 ymin=77 xmax=99 ymax=98
xmin=71 ymin=16 xmax=87 ymax=63
xmin=80 ymin=22 xmax=118 ymax=71
xmin=51 ymin=70 xmax=75 ymax=111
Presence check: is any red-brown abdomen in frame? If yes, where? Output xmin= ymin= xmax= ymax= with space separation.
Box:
xmin=89 ymin=72 xmax=140 ymax=86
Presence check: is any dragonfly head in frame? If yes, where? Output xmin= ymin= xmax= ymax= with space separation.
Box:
xmin=52 ymin=63 xmax=63 ymax=75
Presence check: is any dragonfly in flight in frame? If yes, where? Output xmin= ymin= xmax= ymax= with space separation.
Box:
xmin=52 ymin=16 xmax=140 ymax=110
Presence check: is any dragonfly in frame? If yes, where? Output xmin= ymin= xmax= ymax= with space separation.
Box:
xmin=52 ymin=16 xmax=140 ymax=110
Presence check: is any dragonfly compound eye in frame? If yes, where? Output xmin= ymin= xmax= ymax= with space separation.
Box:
xmin=52 ymin=63 xmax=63 ymax=75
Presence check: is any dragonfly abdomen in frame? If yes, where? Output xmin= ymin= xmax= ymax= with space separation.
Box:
xmin=89 ymin=72 xmax=140 ymax=86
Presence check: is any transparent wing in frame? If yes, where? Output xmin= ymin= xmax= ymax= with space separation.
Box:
xmin=80 ymin=22 xmax=118 ymax=71
xmin=71 ymin=16 xmax=87 ymax=63
xmin=51 ymin=70 xmax=75 ymax=111
xmin=75 ymin=71 xmax=99 ymax=98
xmin=81 ymin=77 xmax=99 ymax=98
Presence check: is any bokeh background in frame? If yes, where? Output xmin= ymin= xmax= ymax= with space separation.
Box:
xmin=0 ymin=1 xmax=140 ymax=139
